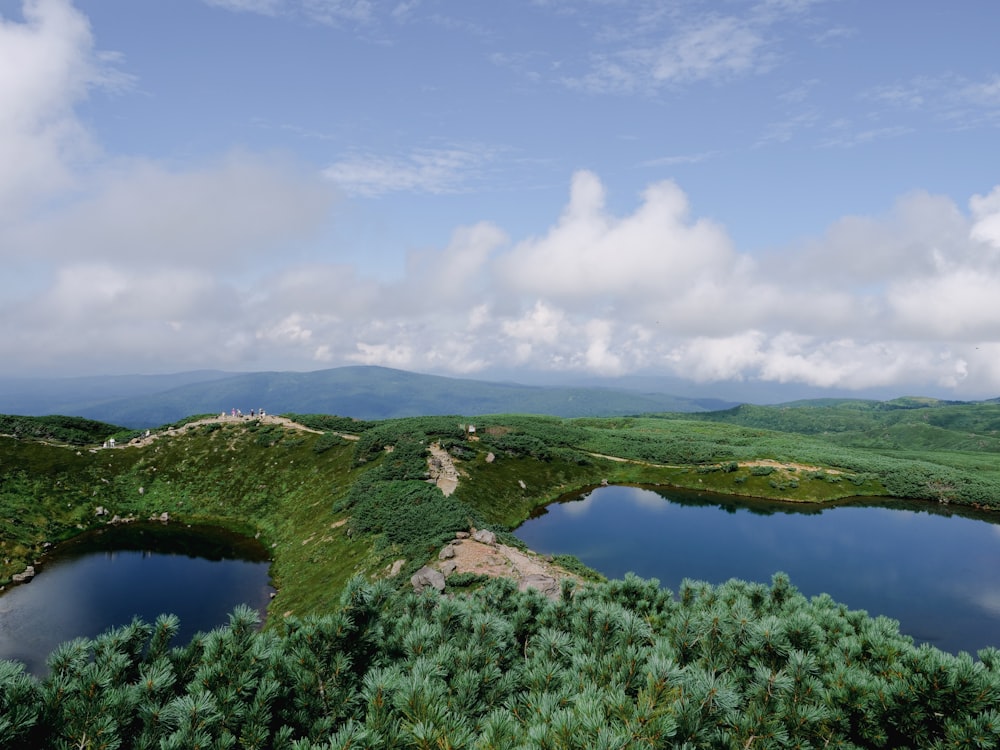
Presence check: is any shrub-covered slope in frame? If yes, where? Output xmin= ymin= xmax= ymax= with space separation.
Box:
xmin=2 ymin=576 xmax=1000 ymax=749
xmin=4 ymin=404 xmax=1000 ymax=603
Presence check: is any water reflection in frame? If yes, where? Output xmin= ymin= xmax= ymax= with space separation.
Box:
xmin=517 ymin=485 xmax=1000 ymax=655
xmin=0 ymin=524 xmax=272 ymax=676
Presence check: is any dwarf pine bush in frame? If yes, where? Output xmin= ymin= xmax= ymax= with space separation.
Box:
xmin=1 ymin=573 xmax=999 ymax=749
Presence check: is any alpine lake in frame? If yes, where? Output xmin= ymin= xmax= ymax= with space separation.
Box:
xmin=0 ymin=523 xmax=273 ymax=676
xmin=515 ymin=485 xmax=1000 ymax=657
xmin=3 ymin=485 xmax=1000 ymax=676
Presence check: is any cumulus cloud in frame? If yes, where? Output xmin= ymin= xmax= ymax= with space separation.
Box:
xmin=970 ymin=186 xmax=1000 ymax=249
xmin=1 ymin=3 xmax=999 ymax=395
xmin=495 ymin=171 xmax=735 ymax=308
xmin=888 ymin=270 xmax=1000 ymax=339
xmin=7 ymin=140 xmax=1000 ymax=395
xmin=0 ymin=0 xmax=111 ymax=221
xmin=778 ymin=190 xmax=972 ymax=285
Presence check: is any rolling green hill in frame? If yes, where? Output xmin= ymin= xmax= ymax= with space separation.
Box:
xmin=671 ymin=397 xmax=1000 ymax=442
xmin=3 ymin=407 xmax=1000 ymax=748
xmin=5 ymin=399 xmax=1000 ymax=602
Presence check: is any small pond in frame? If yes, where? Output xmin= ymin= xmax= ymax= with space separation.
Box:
xmin=515 ymin=485 xmax=1000 ymax=656
xmin=0 ymin=523 xmax=273 ymax=676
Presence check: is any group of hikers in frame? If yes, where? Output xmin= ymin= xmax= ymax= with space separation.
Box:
xmin=102 ymin=429 xmax=151 ymax=449
xmin=223 ymin=408 xmax=266 ymax=419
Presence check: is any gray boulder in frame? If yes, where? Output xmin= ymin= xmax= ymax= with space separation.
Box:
xmin=518 ymin=574 xmax=560 ymax=600
xmin=472 ymin=529 xmax=496 ymax=545
xmin=12 ymin=565 xmax=36 ymax=583
xmin=410 ymin=566 xmax=446 ymax=593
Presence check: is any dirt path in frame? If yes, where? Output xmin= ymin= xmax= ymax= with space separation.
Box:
xmin=427 ymin=442 xmax=459 ymax=496
xmin=587 ymin=452 xmax=841 ymax=475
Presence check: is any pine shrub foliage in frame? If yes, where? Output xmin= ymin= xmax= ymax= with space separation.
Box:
xmin=3 ymin=573 xmax=999 ymax=749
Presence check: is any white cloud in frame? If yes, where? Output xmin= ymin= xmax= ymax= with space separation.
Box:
xmin=495 ymin=170 xmax=735 ymax=307
xmin=203 ymin=0 xmax=282 ymax=14
xmin=668 ymin=332 xmax=767 ymax=382
xmin=323 ymin=146 xmax=496 ymax=197
xmin=300 ymin=0 xmax=373 ymax=25
xmin=650 ymin=15 xmax=766 ymax=84
xmin=640 ymin=150 xmax=721 ymax=167
xmin=574 ymin=14 xmax=767 ymax=95
xmin=203 ymin=0 xmax=372 ymax=24
xmin=0 ymin=0 xmax=109 ymax=221
xmin=402 ymin=222 xmax=507 ymax=307
xmin=888 ymin=270 xmax=1000 ymax=339
xmin=860 ymin=73 xmax=1000 ymax=131
xmin=970 ymin=186 xmax=1000 ymax=249
xmin=350 ymin=341 xmax=414 ymax=368
xmin=563 ymin=4 xmax=807 ymax=95
xmin=583 ymin=319 xmax=625 ymax=375
xmin=780 ymin=190 xmax=972 ymax=285
xmin=5 ymin=153 xmax=336 ymax=270
xmin=502 ymin=301 xmax=566 ymax=347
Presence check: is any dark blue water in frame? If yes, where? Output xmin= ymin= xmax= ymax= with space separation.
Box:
xmin=515 ymin=485 xmax=1000 ymax=656
xmin=0 ymin=524 xmax=273 ymax=676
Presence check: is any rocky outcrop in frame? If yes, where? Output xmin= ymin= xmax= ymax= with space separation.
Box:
xmin=410 ymin=566 xmax=445 ymax=593
xmin=12 ymin=565 xmax=35 ymax=583
xmin=518 ymin=574 xmax=560 ymax=600
xmin=388 ymin=559 xmax=406 ymax=577
xmin=472 ymin=529 xmax=496 ymax=545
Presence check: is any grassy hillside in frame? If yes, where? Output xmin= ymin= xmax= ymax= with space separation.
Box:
xmin=4 ymin=399 xmax=1000 ymax=612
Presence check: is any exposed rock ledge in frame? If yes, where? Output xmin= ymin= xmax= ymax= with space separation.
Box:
xmin=413 ymin=528 xmax=582 ymax=600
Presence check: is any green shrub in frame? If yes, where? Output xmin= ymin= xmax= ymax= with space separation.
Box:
xmin=312 ymin=432 xmax=348 ymax=454
xmin=3 ymin=575 xmax=999 ymax=750
xmin=445 ymin=571 xmax=490 ymax=588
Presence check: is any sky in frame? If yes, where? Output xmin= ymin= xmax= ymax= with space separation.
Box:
xmin=2 ymin=0 xmax=1000 ymax=398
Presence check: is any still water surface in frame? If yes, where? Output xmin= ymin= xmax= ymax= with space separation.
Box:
xmin=515 ymin=485 xmax=1000 ymax=656
xmin=0 ymin=524 xmax=273 ymax=676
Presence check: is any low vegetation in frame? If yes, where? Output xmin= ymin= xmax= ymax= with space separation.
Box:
xmin=3 ymin=575 xmax=1000 ymax=748
xmin=2 ymin=397 xmax=1000 ymax=746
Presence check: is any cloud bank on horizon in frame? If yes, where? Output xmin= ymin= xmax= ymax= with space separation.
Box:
xmin=2 ymin=0 xmax=1000 ymax=397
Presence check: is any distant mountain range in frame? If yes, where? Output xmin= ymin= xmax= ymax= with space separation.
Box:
xmin=0 ymin=366 xmax=735 ymax=428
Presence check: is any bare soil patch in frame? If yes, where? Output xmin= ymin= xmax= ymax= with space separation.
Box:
xmin=427 ymin=442 xmax=460 ymax=496
xmin=440 ymin=536 xmax=582 ymax=587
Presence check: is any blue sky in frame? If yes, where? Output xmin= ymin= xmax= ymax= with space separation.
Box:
xmin=2 ymin=0 xmax=1000 ymax=397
